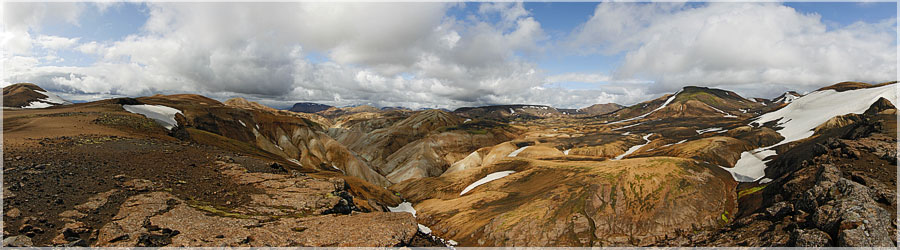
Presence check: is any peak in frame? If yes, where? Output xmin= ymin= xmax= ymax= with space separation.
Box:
xmin=671 ymin=86 xmax=747 ymax=104
xmin=817 ymin=81 xmax=896 ymax=92
xmin=772 ymin=91 xmax=803 ymax=104
xmin=224 ymin=97 xmax=250 ymax=103
xmin=3 ymin=83 xmax=71 ymax=108
xmin=4 ymin=83 xmax=45 ymax=91
xmin=578 ymin=103 xmax=623 ymax=115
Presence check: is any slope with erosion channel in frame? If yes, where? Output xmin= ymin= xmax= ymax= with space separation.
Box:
xmin=136 ymin=95 xmax=392 ymax=187
xmin=329 ymin=110 xmax=520 ymax=183
xmin=391 ymin=154 xmax=737 ymax=246
xmin=601 ymin=86 xmax=769 ymax=124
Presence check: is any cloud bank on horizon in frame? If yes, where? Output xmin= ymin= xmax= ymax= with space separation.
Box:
xmin=2 ymin=2 xmax=896 ymax=109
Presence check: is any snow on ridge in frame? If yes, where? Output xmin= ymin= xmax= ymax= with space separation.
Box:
xmin=34 ymin=89 xmax=70 ymax=105
xmin=608 ymin=90 xmax=681 ymax=124
xmin=774 ymin=92 xmax=801 ymax=104
xmin=564 ymin=149 xmax=571 ymax=155
xmin=22 ymin=89 xmax=71 ymax=108
xmin=122 ymin=104 xmax=183 ymax=130
xmin=507 ymin=146 xmax=529 ymax=157
xmin=614 ymin=133 xmax=654 ymax=160
xmin=725 ymin=84 xmax=897 ymax=182
xmin=460 ymin=170 xmax=516 ymax=195
xmin=753 ymin=84 xmax=896 ymax=146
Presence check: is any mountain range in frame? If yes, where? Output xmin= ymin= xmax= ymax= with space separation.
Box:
xmin=2 ymin=81 xmax=896 ymax=247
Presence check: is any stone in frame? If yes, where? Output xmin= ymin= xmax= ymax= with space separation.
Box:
xmin=2 ymin=235 xmax=33 ymax=247
xmin=122 ymin=179 xmax=156 ymax=192
xmin=765 ymin=202 xmax=793 ymax=220
xmin=5 ymin=208 xmax=21 ymax=218
xmin=75 ymin=189 xmax=120 ymax=213
xmin=791 ymin=228 xmax=831 ymax=246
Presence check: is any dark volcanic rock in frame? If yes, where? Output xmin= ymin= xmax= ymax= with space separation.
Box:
xmin=790 ymin=228 xmax=831 ymax=246
xmin=289 ymin=102 xmax=332 ymax=113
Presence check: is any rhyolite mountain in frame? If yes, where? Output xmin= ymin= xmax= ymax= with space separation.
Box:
xmin=3 ymin=81 xmax=896 ymax=247
xmin=577 ymin=103 xmax=623 ymax=116
xmin=2 ymin=83 xmax=71 ymax=108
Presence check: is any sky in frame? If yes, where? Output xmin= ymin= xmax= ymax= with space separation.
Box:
xmin=2 ymin=1 xmax=897 ymax=110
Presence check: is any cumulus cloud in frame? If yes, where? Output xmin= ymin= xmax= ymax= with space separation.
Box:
xmin=3 ymin=2 xmax=896 ymax=110
xmin=4 ymin=2 xmax=550 ymax=110
xmin=570 ymin=2 xmax=897 ymax=98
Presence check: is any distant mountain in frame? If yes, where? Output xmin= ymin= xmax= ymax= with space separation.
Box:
xmin=816 ymin=81 xmax=897 ymax=92
xmin=381 ymin=106 xmax=411 ymax=111
xmin=289 ymin=102 xmax=333 ymax=113
xmin=417 ymin=107 xmax=451 ymax=112
xmin=2 ymin=83 xmax=71 ymax=108
xmin=577 ymin=103 xmax=623 ymax=116
xmin=224 ymin=97 xmax=278 ymax=112
xmin=771 ymin=91 xmax=802 ymax=104
xmin=454 ymin=104 xmax=561 ymax=120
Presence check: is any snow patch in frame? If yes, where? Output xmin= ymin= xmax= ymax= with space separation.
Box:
xmin=464 ymin=118 xmax=472 ymax=123
xmin=509 ymin=108 xmax=515 ymax=114
xmin=614 ymin=133 xmax=653 ymax=160
xmin=507 ymin=146 xmax=529 ymax=157
xmin=661 ymin=139 xmax=688 ymax=147
xmin=612 ymin=121 xmax=644 ymax=131
xmin=22 ymin=101 xmax=53 ymax=109
xmin=122 ymin=104 xmax=183 ymax=130
xmin=727 ymin=85 xmax=895 ymax=183
xmin=388 ymin=202 xmax=416 ymax=217
xmin=696 ymin=127 xmax=724 ymax=134
xmin=759 ymin=178 xmax=773 ymax=184
xmin=239 ymin=120 xmax=247 ymax=127
xmin=724 ymin=149 xmax=777 ymax=182
xmin=460 ymin=170 xmax=515 ymax=195
xmin=287 ymin=159 xmax=301 ymax=166
xmin=564 ymin=149 xmax=571 ymax=155
xmin=752 ymin=84 xmax=896 ymax=146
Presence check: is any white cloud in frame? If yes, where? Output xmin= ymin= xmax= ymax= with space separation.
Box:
xmin=571 ymin=2 xmax=897 ymax=99
xmin=36 ymin=35 xmax=80 ymax=50
xmin=4 ymin=2 xmax=896 ymax=110
xmin=546 ymin=73 xmax=610 ymax=83
xmin=4 ymin=2 xmax=550 ymax=110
